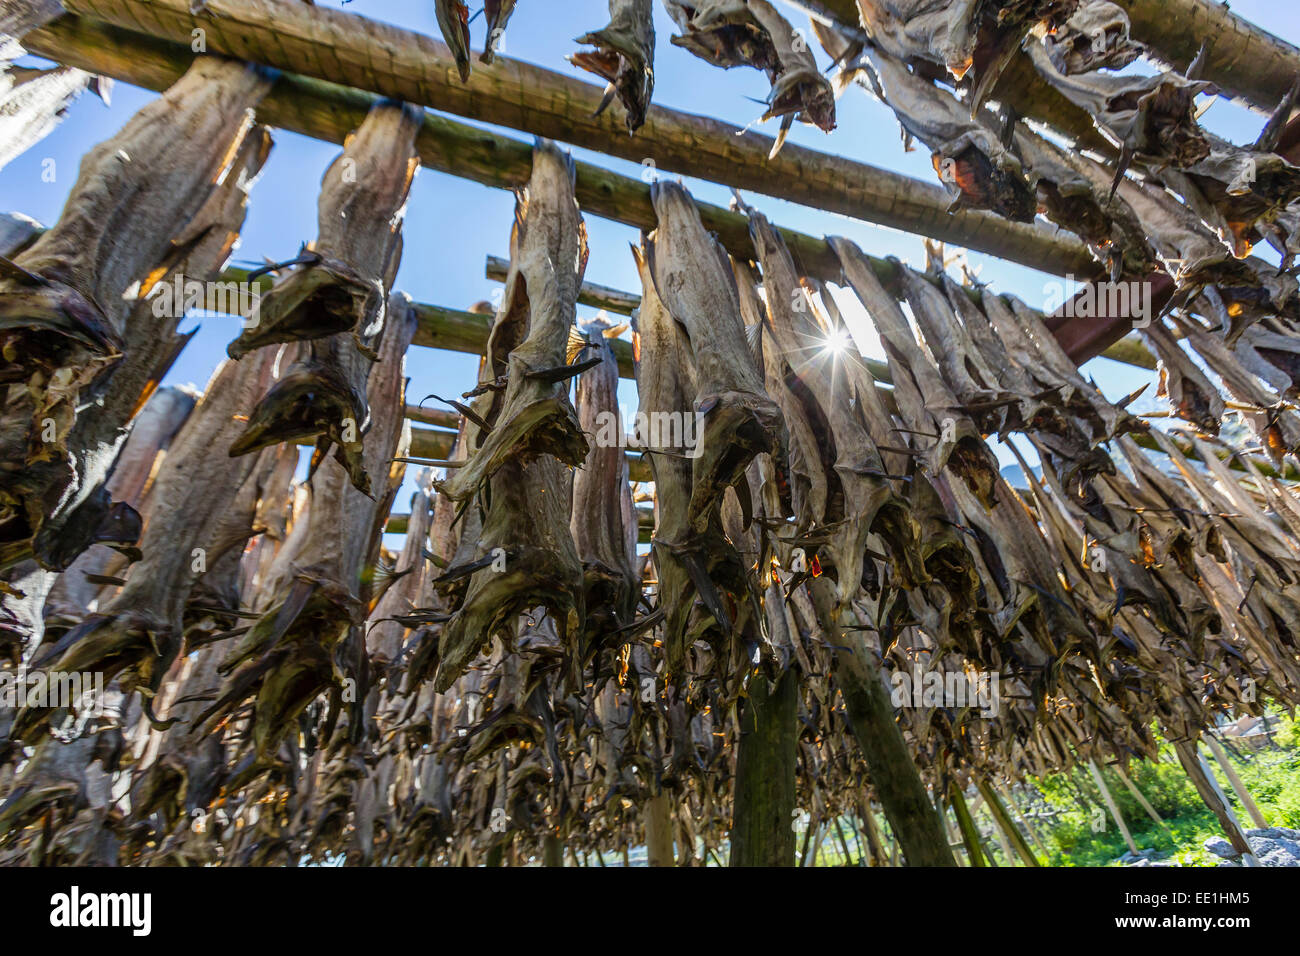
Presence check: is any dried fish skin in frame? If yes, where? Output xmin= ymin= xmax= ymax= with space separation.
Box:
xmin=645 ymin=181 xmax=782 ymax=532
xmin=1040 ymin=0 xmax=1142 ymax=74
xmin=438 ymin=142 xmax=591 ymax=503
xmin=664 ymin=0 xmax=835 ymax=138
xmin=1026 ymin=40 xmax=1211 ymax=168
xmin=430 ymin=452 xmax=584 ymax=694
xmin=12 ymin=342 xmax=293 ymax=739
xmin=1141 ymin=319 xmax=1224 ymax=434
xmin=481 ymin=0 xmax=520 ymax=64
xmin=855 ymin=0 xmax=981 ymax=81
xmin=0 ymin=64 xmax=99 ymax=173
xmin=858 ymin=44 xmax=1035 ymax=221
xmin=1012 ymin=126 xmax=1159 ymax=279
xmin=830 ymin=237 xmax=999 ymax=509
xmin=571 ymin=317 xmax=638 ymax=651
xmin=227 ymin=103 xmax=420 ymax=359
xmin=204 ymin=299 xmax=417 ymax=757
xmin=745 ymin=208 xmax=924 ymax=601
xmin=436 ymin=0 xmax=473 ymax=82
xmin=229 ymin=334 xmax=374 ymax=494
xmin=0 ymin=59 xmax=272 ymax=572
xmin=572 ymin=0 xmax=655 ymax=133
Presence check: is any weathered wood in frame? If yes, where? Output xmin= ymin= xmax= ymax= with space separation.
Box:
xmin=948 ymin=784 xmax=987 ymax=867
xmin=976 ymin=778 xmax=1040 ymax=866
xmin=1086 ymin=759 xmax=1139 ymax=856
xmin=487 ymin=254 xmax=640 ymax=317
xmin=1204 ymin=734 xmax=1269 ymax=829
xmin=1115 ymin=0 xmax=1300 ymax=114
xmin=729 ymin=668 xmax=798 ymax=867
xmin=55 ymin=0 xmax=1092 ymax=277
xmin=1174 ymin=740 xmax=1259 ymax=864
xmin=810 ymin=579 xmax=957 ymax=867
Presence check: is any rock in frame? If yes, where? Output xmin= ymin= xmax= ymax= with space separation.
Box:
xmin=1204 ymin=837 xmax=1237 ymax=859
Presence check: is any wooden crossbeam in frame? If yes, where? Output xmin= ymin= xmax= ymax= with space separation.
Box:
xmin=50 ymin=0 xmax=1094 ymax=279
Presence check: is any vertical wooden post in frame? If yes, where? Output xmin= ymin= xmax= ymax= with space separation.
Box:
xmin=978 ymin=779 xmax=1041 ymax=866
xmin=729 ymin=668 xmax=798 ymax=867
xmin=1204 ymin=734 xmax=1268 ymax=829
xmin=1001 ymin=784 xmax=1050 ymax=857
xmin=1087 ymin=760 xmax=1139 ymax=855
xmin=644 ymin=790 xmax=676 ymax=867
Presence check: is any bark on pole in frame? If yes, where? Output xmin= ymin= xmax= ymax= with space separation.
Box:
xmin=1086 ymin=760 xmax=1139 ymax=856
xmin=811 ymin=582 xmax=956 ymax=866
xmin=53 ymin=0 xmax=1091 ymax=277
xmin=644 ymin=791 xmax=676 ymax=867
xmin=729 ymin=668 xmax=798 ymax=867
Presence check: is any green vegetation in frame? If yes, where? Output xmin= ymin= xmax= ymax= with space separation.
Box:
xmin=1031 ymin=716 xmax=1300 ymax=867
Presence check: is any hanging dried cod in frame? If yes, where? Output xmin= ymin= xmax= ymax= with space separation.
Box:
xmin=227 ymin=103 xmax=419 ymax=494
xmin=438 ymin=141 xmax=591 ymax=502
xmin=830 ymin=237 xmax=1000 ymax=509
xmin=663 ymin=0 xmax=835 ymax=154
xmin=200 ymin=297 xmax=417 ymax=759
xmin=645 ymin=181 xmax=782 ymax=530
xmin=12 ymin=340 xmax=294 ymax=740
xmin=572 ymin=0 xmax=655 ymax=133
xmin=0 ymin=58 xmax=272 ymax=572
xmin=745 ymin=206 xmax=924 ymax=605
xmin=571 ymin=316 xmax=638 ymax=654
xmin=1026 ymin=37 xmax=1211 ymax=168
xmin=436 ymin=0 xmax=474 ymax=82
xmin=426 ymin=142 xmax=588 ymax=694
xmin=482 ymin=0 xmax=520 ymax=64
xmin=854 ymin=42 xmax=1035 ymax=221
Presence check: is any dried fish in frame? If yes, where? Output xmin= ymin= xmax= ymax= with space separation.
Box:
xmin=481 ymin=0 xmax=520 ymax=64
xmin=438 ymin=142 xmax=590 ymax=503
xmin=645 ymin=181 xmax=782 ymax=531
xmin=664 ymin=0 xmax=834 ymax=151
xmin=572 ymin=0 xmax=655 ymax=132
xmin=436 ymin=0 xmax=473 ymax=82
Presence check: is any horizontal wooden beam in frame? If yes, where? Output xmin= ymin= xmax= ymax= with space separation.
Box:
xmin=53 ymin=0 xmax=1094 ymax=278
xmin=387 ymin=503 xmax=655 ymax=541
xmin=487 ymin=255 xmax=641 ymax=317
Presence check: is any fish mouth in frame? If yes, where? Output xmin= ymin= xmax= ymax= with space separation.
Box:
xmin=229 ymin=360 xmax=371 ymax=493
xmin=0 ymin=281 xmax=123 ymax=384
xmin=227 ymin=259 xmax=378 ymax=359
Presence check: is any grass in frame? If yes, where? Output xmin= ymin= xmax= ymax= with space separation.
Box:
xmin=1028 ymin=714 xmax=1300 ymax=866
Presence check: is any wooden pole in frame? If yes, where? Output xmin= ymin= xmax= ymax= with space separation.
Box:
xmin=53 ymin=0 xmax=1093 ymax=278
xmin=1114 ymin=765 xmax=1173 ymax=833
xmin=1087 ymin=760 xmax=1140 ymax=856
xmin=1000 ymin=784 xmax=1050 ymax=858
xmin=1173 ymin=741 xmax=1260 ymax=865
xmin=1204 ymin=735 xmax=1269 ymax=829
xmin=977 ymin=780 xmax=1041 ymax=866
xmin=1114 ymin=0 xmax=1300 ymax=114
xmin=644 ymin=791 xmax=676 ymax=867
xmin=729 ymin=668 xmax=799 ymax=867
xmin=948 ymin=783 xmax=987 ymax=867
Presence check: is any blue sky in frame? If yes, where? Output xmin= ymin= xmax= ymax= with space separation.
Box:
xmin=5 ymin=0 xmax=1299 ymax=514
